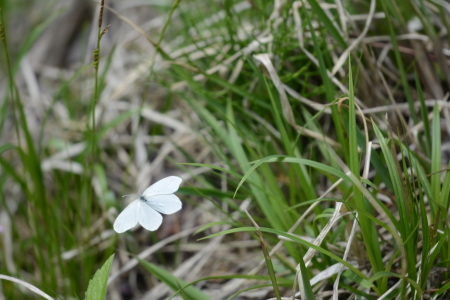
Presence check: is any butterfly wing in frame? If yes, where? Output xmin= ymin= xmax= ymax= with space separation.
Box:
xmin=113 ymin=199 xmax=140 ymax=233
xmin=142 ymin=176 xmax=182 ymax=197
xmin=138 ymin=202 xmax=163 ymax=231
xmin=147 ymin=194 xmax=182 ymax=215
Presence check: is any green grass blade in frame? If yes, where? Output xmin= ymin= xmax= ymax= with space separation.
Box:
xmin=379 ymin=0 xmax=418 ymax=124
xmin=179 ymin=163 xmax=242 ymax=178
xmin=302 ymin=4 xmax=348 ymax=162
xmin=167 ymin=275 xmax=293 ymax=300
xmin=431 ymin=104 xmax=441 ymax=209
xmin=297 ymin=256 xmax=315 ymax=300
xmin=0 ymin=143 xmax=14 ymax=155
xmin=373 ymin=123 xmax=417 ymax=281
xmin=96 ymin=109 xmax=139 ymax=140
xmin=226 ymin=284 xmax=274 ymax=300
xmin=263 ymin=76 xmax=315 ymax=201
xmin=415 ymin=72 xmax=431 ymax=155
xmin=441 ymin=164 xmax=450 ymax=211
xmin=138 ymin=259 xmax=210 ymax=300
xmin=347 ymin=59 xmax=384 ymax=290
xmin=305 ymin=0 xmax=346 ymax=48
xmin=199 ymin=227 xmax=372 ymax=285
xmin=235 ymin=155 xmax=349 ymax=197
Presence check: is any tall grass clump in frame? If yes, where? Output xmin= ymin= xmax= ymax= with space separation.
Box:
xmin=0 ymin=0 xmax=450 ymax=299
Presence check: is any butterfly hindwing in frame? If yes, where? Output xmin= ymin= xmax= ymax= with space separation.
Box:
xmin=138 ymin=202 xmax=163 ymax=231
xmin=113 ymin=199 xmax=140 ymax=233
xmin=147 ymin=194 xmax=182 ymax=215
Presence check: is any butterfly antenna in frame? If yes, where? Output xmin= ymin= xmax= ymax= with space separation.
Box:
xmin=122 ymin=194 xmax=138 ymax=198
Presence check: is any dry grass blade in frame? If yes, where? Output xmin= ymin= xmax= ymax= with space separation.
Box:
xmin=331 ymin=0 xmax=376 ymax=75
xmin=253 ymin=53 xmax=339 ymax=147
xmin=0 ymin=275 xmax=54 ymax=300
xmin=298 ymin=202 xmax=349 ymax=268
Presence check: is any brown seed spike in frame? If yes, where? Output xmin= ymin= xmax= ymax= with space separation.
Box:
xmin=100 ymin=24 xmax=111 ymax=38
xmin=98 ymin=0 xmax=105 ymax=28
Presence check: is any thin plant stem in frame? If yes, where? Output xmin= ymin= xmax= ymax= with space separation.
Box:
xmin=92 ymin=0 xmax=105 ymax=160
xmin=87 ymin=0 xmax=108 ymax=229
xmin=0 ymin=7 xmax=20 ymax=145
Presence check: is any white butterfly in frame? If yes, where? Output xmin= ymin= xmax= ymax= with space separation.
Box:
xmin=113 ymin=176 xmax=183 ymax=233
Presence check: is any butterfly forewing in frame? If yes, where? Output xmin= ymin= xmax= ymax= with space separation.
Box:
xmin=147 ymin=194 xmax=182 ymax=215
xmin=139 ymin=202 xmax=163 ymax=231
xmin=142 ymin=176 xmax=182 ymax=197
xmin=113 ymin=199 xmax=140 ymax=233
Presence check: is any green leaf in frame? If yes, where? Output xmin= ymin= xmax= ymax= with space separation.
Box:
xmin=138 ymin=259 xmax=210 ymax=300
xmin=85 ymin=254 xmax=115 ymax=300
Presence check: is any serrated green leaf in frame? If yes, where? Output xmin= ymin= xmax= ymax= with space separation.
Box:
xmin=85 ymin=254 xmax=114 ymax=300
